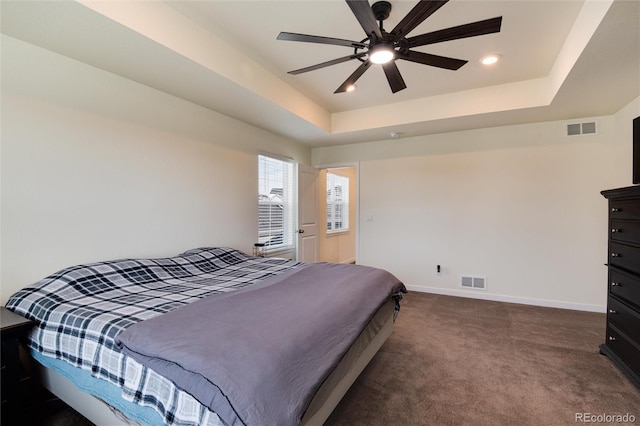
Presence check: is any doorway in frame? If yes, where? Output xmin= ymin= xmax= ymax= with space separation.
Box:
xmin=317 ymin=166 xmax=357 ymax=264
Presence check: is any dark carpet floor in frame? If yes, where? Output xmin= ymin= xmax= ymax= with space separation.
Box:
xmin=33 ymin=292 xmax=640 ymax=425
xmin=326 ymin=292 xmax=640 ymax=426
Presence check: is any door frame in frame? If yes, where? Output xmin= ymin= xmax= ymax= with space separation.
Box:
xmin=314 ymin=162 xmax=360 ymax=264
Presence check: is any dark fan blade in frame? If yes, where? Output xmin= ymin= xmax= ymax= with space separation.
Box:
xmin=346 ymin=0 xmax=382 ymax=40
xmin=277 ymin=32 xmax=367 ymax=49
xmin=381 ymin=61 xmax=407 ymax=93
xmin=398 ymin=50 xmax=467 ymax=70
xmin=288 ymin=52 xmax=368 ymax=75
xmin=391 ymin=0 xmax=448 ymax=41
xmin=407 ymin=16 xmax=502 ymax=48
xmin=335 ymin=60 xmax=373 ymax=93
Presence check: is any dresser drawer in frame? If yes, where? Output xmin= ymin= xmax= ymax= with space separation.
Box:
xmin=610 ymin=267 xmax=640 ymax=309
xmin=606 ymin=325 xmax=640 ymax=377
xmin=611 ymin=200 xmax=640 ymax=221
xmin=610 ymin=220 xmax=640 ymax=245
xmin=609 ymin=241 xmax=640 ymax=276
xmin=607 ymin=296 xmax=640 ymax=343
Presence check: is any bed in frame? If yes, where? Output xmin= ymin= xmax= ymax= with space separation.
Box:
xmin=5 ymin=247 xmax=406 ymax=426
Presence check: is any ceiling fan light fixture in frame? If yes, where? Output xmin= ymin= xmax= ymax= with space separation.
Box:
xmin=369 ymin=44 xmax=395 ymax=65
xmin=346 ymin=84 xmax=357 ymax=92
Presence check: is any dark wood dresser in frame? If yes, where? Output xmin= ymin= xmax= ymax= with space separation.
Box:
xmin=600 ymin=185 xmax=640 ymax=388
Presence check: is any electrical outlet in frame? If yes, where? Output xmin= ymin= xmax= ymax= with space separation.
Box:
xmin=436 ymin=265 xmax=441 ymax=275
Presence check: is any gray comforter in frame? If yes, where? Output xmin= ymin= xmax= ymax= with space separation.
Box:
xmin=115 ymin=262 xmax=406 ymax=426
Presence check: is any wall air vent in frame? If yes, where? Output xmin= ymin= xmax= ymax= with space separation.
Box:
xmin=461 ymin=275 xmax=487 ymax=290
xmin=567 ymin=121 xmax=597 ymax=136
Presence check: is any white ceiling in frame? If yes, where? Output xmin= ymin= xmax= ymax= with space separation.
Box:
xmin=1 ymin=0 xmax=639 ymax=147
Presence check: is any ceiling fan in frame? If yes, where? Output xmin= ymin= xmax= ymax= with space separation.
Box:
xmin=277 ymin=0 xmax=502 ymax=94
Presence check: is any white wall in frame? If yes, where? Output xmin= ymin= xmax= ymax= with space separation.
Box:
xmin=0 ymin=35 xmax=311 ymax=304
xmin=313 ymin=97 xmax=639 ymax=312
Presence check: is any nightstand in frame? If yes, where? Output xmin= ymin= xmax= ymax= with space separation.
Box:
xmin=1 ymin=307 xmax=35 ymax=424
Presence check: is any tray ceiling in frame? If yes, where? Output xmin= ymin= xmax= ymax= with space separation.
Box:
xmin=1 ymin=0 xmax=638 ymax=146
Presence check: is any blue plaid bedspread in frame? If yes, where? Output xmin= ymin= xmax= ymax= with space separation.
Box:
xmin=5 ymin=247 xmax=301 ymax=426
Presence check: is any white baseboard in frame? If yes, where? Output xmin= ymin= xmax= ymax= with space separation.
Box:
xmin=405 ymin=285 xmax=606 ymax=313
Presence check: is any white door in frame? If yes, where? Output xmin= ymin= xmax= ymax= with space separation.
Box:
xmin=297 ymin=165 xmax=319 ymax=262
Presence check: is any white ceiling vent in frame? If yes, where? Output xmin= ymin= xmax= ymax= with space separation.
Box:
xmin=567 ymin=121 xmax=597 ymax=136
xmin=461 ymin=275 xmax=487 ymax=290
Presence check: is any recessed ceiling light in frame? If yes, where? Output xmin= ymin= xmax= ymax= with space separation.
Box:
xmin=480 ymin=54 xmax=501 ymax=65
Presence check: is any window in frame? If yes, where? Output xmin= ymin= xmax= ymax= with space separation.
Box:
xmin=326 ymin=172 xmax=349 ymax=233
xmin=258 ymin=154 xmax=295 ymax=253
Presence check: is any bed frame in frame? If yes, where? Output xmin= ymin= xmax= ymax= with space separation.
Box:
xmin=36 ymin=300 xmax=396 ymax=426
